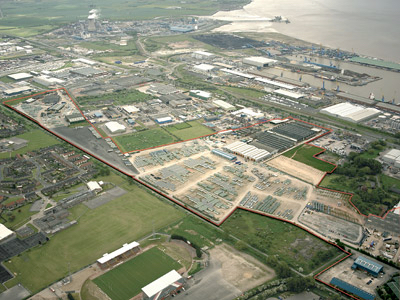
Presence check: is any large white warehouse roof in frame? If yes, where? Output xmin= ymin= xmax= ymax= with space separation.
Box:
xmin=105 ymin=121 xmax=126 ymax=133
xmin=321 ymin=102 xmax=381 ymax=123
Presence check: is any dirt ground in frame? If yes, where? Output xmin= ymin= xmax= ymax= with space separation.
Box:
xmin=266 ymin=156 xmax=325 ymax=185
xmin=209 ymin=244 xmax=275 ymax=292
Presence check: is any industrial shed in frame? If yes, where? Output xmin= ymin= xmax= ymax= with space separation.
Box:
xmin=105 ymin=121 xmax=126 ymax=134
xmin=352 ymin=256 xmax=383 ymax=277
xmin=243 ymin=57 xmax=277 ymax=68
xmin=320 ymin=102 xmax=381 ymax=123
xmin=65 ymin=113 xmax=85 ymax=124
xmin=213 ymin=99 xmax=235 ymax=111
xmin=142 ymin=270 xmax=185 ymax=300
xmin=225 ymin=141 xmax=270 ymax=161
xmin=211 ymin=149 xmax=236 ymax=161
xmin=330 ymin=277 xmax=375 ymax=300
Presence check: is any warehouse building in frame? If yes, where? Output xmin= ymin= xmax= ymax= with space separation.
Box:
xmin=213 ymin=99 xmax=235 ymax=111
xmin=65 ymin=113 xmax=85 ymax=124
xmin=330 ymin=277 xmax=375 ymax=300
xmin=194 ymin=64 xmax=216 ymax=73
xmin=105 ymin=121 xmax=126 ymax=134
xmin=243 ymin=56 xmax=277 ymax=68
xmin=97 ymin=241 xmax=140 ymax=270
xmin=70 ymin=67 xmax=106 ymax=77
xmin=3 ymin=86 xmax=32 ymax=96
xmin=142 ymin=270 xmax=185 ymax=300
xmin=225 ymin=141 xmax=270 ymax=161
xmin=211 ymin=149 xmax=236 ymax=161
xmin=320 ymin=102 xmax=381 ymax=123
xmin=382 ymin=149 xmax=400 ymax=167
xmin=352 ymin=256 xmax=383 ymax=277
xmin=190 ymin=90 xmax=211 ymax=100
xmin=336 ymin=92 xmax=376 ymax=106
xmin=87 ymin=181 xmax=102 ymax=193
xmin=7 ymin=72 xmax=33 ymax=81
xmin=274 ymin=89 xmax=306 ymax=100
xmin=155 ymin=116 xmax=173 ymax=124
xmin=122 ymin=105 xmax=140 ymax=114
xmin=192 ymin=50 xmax=214 ymax=60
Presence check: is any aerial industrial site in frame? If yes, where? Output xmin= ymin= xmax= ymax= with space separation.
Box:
xmin=0 ymin=1 xmax=399 ymax=300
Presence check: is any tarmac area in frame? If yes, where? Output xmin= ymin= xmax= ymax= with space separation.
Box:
xmin=84 ymin=186 xmax=127 ymax=209
xmin=52 ymin=126 xmax=138 ymax=175
xmin=0 ymin=285 xmax=30 ymax=300
xmin=298 ymin=210 xmax=363 ymax=244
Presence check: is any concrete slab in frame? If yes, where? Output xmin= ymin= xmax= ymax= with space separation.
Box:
xmin=0 ymin=285 xmax=30 ymax=300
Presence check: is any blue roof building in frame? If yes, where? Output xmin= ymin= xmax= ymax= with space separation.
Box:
xmin=211 ymin=149 xmax=236 ymax=161
xmin=127 ymin=119 xmax=135 ymax=125
xmin=352 ymin=256 xmax=383 ymax=277
xmin=330 ymin=277 xmax=375 ymax=300
xmin=94 ymin=112 xmax=103 ymax=118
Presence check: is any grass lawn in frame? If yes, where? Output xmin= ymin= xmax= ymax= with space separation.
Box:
xmin=379 ymin=174 xmax=400 ymax=190
xmin=94 ymin=247 xmax=181 ymax=300
xmin=0 ymin=204 xmax=36 ymax=230
xmin=220 ymin=209 xmax=341 ymax=274
xmin=283 ymin=144 xmax=336 ymax=172
xmin=5 ymin=184 xmax=184 ymax=293
xmin=162 ymin=215 xmax=223 ymax=248
xmin=165 ymin=120 xmax=215 ymax=140
xmin=0 ymin=129 xmax=59 ymax=159
xmin=114 ymin=128 xmax=178 ymax=152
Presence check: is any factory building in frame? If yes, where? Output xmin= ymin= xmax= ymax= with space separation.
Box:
xmin=224 ymin=141 xmax=270 ymax=162
xmin=7 ymin=72 xmax=33 ymax=81
xmin=65 ymin=113 xmax=85 ymax=124
xmin=320 ymin=102 xmax=381 ymax=123
xmin=382 ymin=149 xmax=400 ymax=168
xmin=105 ymin=121 xmax=126 ymax=134
xmin=330 ymin=278 xmax=375 ymax=300
xmin=155 ymin=117 xmax=173 ymax=124
xmin=352 ymin=256 xmax=383 ymax=277
xmin=122 ymin=105 xmax=140 ymax=114
xmin=192 ymin=51 xmax=214 ymax=60
xmin=3 ymin=86 xmax=32 ymax=96
xmin=213 ymin=100 xmax=235 ymax=111
xmin=243 ymin=57 xmax=277 ymax=68
xmin=211 ymin=149 xmax=236 ymax=161
xmin=190 ymin=90 xmax=211 ymax=100
xmin=274 ymin=89 xmax=305 ymax=100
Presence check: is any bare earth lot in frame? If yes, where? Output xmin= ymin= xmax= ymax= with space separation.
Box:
xmin=267 ymin=156 xmax=326 ymax=185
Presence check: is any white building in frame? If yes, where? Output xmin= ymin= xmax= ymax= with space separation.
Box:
xmin=225 ymin=141 xmax=270 ymax=161
xmin=122 ymin=105 xmax=140 ymax=114
xmin=382 ymin=149 xmax=400 ymax=167
xmin=213 ymin=99 xmax=235 ymax=111
xmin=194 ymin=63 xmax=216 ymax=73
xmin=87 ymin=181 xmax=102 ymax=192
xmin=142 ymin=270 xmax=184 ymax=300
xmin=192 ymin=50 xmax=214 ymax=60
xmin=105 ymin=121 xmax=126 ymax=134
xmin=320 ymin=102 xmax=381 ymax=123
xmin=0 ymin=224 xmax=14 ymax=242
xmin=232 ymin=108 xmax=264 ymax=119
xmin=7 ymin=72 xmax=33 ymax=81
xmin=243 ymin=57 xmax=277 ymax=68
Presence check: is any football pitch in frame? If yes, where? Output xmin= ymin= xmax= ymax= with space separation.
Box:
xmin=94 ymin=247 xmax=181 ymax=300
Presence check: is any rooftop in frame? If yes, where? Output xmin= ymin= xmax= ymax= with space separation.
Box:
xmin=142 ymin=270 xmax=182 ymax=298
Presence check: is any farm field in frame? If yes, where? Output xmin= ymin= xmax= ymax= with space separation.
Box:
xmin=283 ymin=144 xmax=336 ymax=173
xmin=94 ymin=247 xmax=181 ymax=300
xmin=165 ymin=120 xmax=215 ymax=140
xmin=114 ymin=128 xmax=178 ymax=152
xmin=220 ymin=209 xmax=341 ymax=274
xmin=4 ymin=180 xmax=184 ymax=293
xmin=0 ymin=129 xmax=60 ymax=159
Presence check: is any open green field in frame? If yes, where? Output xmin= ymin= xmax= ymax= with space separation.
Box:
xmin=5 ymin=176 xmax=184 ymax=293
xmin=0 ymin=129 xmax=59 ymax=159
xmin=76 ymin=89 xmax=154 ymax=107
xmin=114 ymin=128 xmax=178 ymax=152
xmin=283 ymin=144 xmax=336 ymax=172
xmin=221 ymin=209 xmax=341 ymax=274
xmin=0 ymin=0 xmax=247 ymax=37
xmin=94 ymin=247 xmax=181 ymax=300
xmin=165 ymin=120 xmax=214 ymax=140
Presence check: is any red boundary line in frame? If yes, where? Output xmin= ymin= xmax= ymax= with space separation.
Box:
xmin=3 ymin=89 xmax=398 ymax=300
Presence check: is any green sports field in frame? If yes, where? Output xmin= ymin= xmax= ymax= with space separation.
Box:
xmin=114 ymin=128 xmax=178 ymax=152
xmin=5 ymin=174 xmax=184 ymax=293
xmin=94 ymin=247 xmax=181 ymax=300
xmin=282 ymin=144 xmax=336 ymax=172
xmin=165 ymin=120 xmax=215 ymax=140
